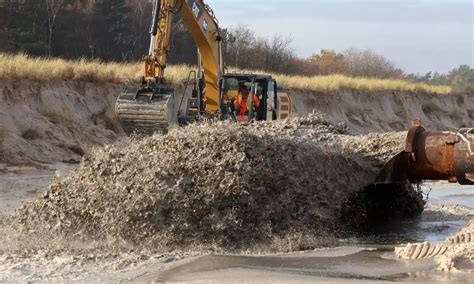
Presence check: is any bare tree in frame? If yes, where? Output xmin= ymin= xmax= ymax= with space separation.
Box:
xmin=45 ymin=0 xmax=65 ymax=56
xmin=229 ymin=26 xmax=256 ymax=68
xmin=344 ymin=48 xmax=403 ymax=79
xmin=223 ymin=26 xmax=296 ymax=74
xmin=266 ymin=35 xmax=294 ymax=72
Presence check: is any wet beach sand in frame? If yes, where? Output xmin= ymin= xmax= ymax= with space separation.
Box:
xmin=0 ymin=164 xmax=472 ymax=282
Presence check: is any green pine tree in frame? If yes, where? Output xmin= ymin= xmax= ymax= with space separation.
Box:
xmin=5 ymin=0 xmax=48 ymax=55
xmin=89 ymin=0 xmax=131 ymax=61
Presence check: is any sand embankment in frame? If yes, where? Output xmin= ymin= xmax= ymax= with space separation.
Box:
xmin=290 ymin=90 xmax=474 ymax=133
xmin=0 ymin=79 xmax=122 ymax=165
xmin=1 ymin=78 xmax=473 ymax=165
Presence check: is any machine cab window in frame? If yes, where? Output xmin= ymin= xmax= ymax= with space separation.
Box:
xmin=219 ymin=75 xmax=275 ymax=122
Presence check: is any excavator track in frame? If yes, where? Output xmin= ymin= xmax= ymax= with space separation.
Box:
xmin=115 ymin=87 xmax=176 ymax=136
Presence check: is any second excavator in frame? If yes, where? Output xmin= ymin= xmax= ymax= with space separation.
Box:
xmin=115 ymin=0 xmax=292 ymax=135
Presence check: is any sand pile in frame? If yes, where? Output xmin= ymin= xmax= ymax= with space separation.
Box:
xmin=396 ymin=219 xmax=474 ymax=272
xmin=4 ymin=113 xmax=418 ymax=253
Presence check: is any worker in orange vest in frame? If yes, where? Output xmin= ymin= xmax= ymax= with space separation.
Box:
xmin=234 ymin=84 xmax=260 ymax=120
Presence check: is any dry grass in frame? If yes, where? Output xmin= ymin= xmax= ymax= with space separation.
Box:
xmin=273 ymin=73 xmax=451 ymax=95
xmin=0 ymin=53 xmax=189 ymax=85
xmin=227 ymin=67 xmax=452 ymax=94
xmin=0 ymin=53 xmax=451 ymax=94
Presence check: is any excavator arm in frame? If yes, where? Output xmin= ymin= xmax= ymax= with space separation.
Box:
xmin=180 ymin=0 xmax=223 ymax=111
xmin=146 ymin=0 xmax=223 ymax=105
xmin=115 ymin=0 xmax=223 ymax=135
xmin=143 ymin=0 xmax=173 ymax=83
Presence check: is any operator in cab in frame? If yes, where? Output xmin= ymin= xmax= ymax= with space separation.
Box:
xmin=234 ymin=84 xmax=260 ymax=122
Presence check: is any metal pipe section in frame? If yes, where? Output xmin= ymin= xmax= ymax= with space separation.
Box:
xmin=148 ymin=0 xmax=161 ymax=55
xmin=376 ymin=120 xmax=474 ymax=185
xmin=217 ymin=39 xmax=223 ymax=77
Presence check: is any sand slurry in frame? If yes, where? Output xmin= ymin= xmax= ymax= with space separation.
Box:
xmin=0 ymin=113 xmax=415 ymax=256
xmin=422 ymin=203 xmax=474 ymax=222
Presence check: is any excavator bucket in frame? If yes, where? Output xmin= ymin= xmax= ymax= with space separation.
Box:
xmin=115 ymin=86 xmax=177 ymax=135
xmin=376 ymin=120 xmax=474 ymax=185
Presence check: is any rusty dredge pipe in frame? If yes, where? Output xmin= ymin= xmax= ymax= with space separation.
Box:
xmin=376 ymin=120 xmax=474 ymax=185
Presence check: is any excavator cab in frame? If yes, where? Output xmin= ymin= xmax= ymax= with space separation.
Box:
xmin=219 ymin=74 xmax=291 ymax=122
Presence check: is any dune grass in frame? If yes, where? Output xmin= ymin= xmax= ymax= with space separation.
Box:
xmin=273 ymin=73 xmax=451 ymax=94
xmin=0 ymin=53 xmax=190 ymax=86
xmin=0 ymin=53 xmax=140 ymax=83
xmin=0 ymin=53 xmax=451 ymax=94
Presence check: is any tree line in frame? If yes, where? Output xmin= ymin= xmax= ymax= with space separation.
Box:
xmin=0 ymin=0 xmax=203 ymax=63
xmin=0 ymin=0 xmax=472 ymax=92
xmin=406 ymin=65 xmax=474 ymax=93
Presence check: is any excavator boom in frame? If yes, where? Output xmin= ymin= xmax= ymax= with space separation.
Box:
xmin=115 ymin=0 xmax=223 ymax=135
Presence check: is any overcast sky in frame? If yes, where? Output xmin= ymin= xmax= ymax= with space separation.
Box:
xmin=206 ymin=0 xmax=473 ymax=74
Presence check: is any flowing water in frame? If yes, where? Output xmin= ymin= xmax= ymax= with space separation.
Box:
xmin=0 ymin=165 xmax=472 ymax=282
xmin=134 ymin=185 xmax=474 ymax=282
xmin=347 ymin=185 xmax=474 ymax=245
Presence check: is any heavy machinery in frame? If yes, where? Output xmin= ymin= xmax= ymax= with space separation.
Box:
xmin=377 ymin=120 xmax=474 ymax=186
xmin=116 ymin=0 xmax=474 ymax=191
xmin=115 ymin=0 xmax=292 ymax=135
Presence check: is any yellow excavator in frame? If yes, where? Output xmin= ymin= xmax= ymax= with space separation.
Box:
xmin=115 ymin=0 xmax=292 ymax=135
xmin=114 ymin=0 xmax=474 ymax=228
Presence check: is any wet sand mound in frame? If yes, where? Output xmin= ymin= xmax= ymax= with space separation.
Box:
xmin=6 ymin=114 xmax=420 ymax=253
